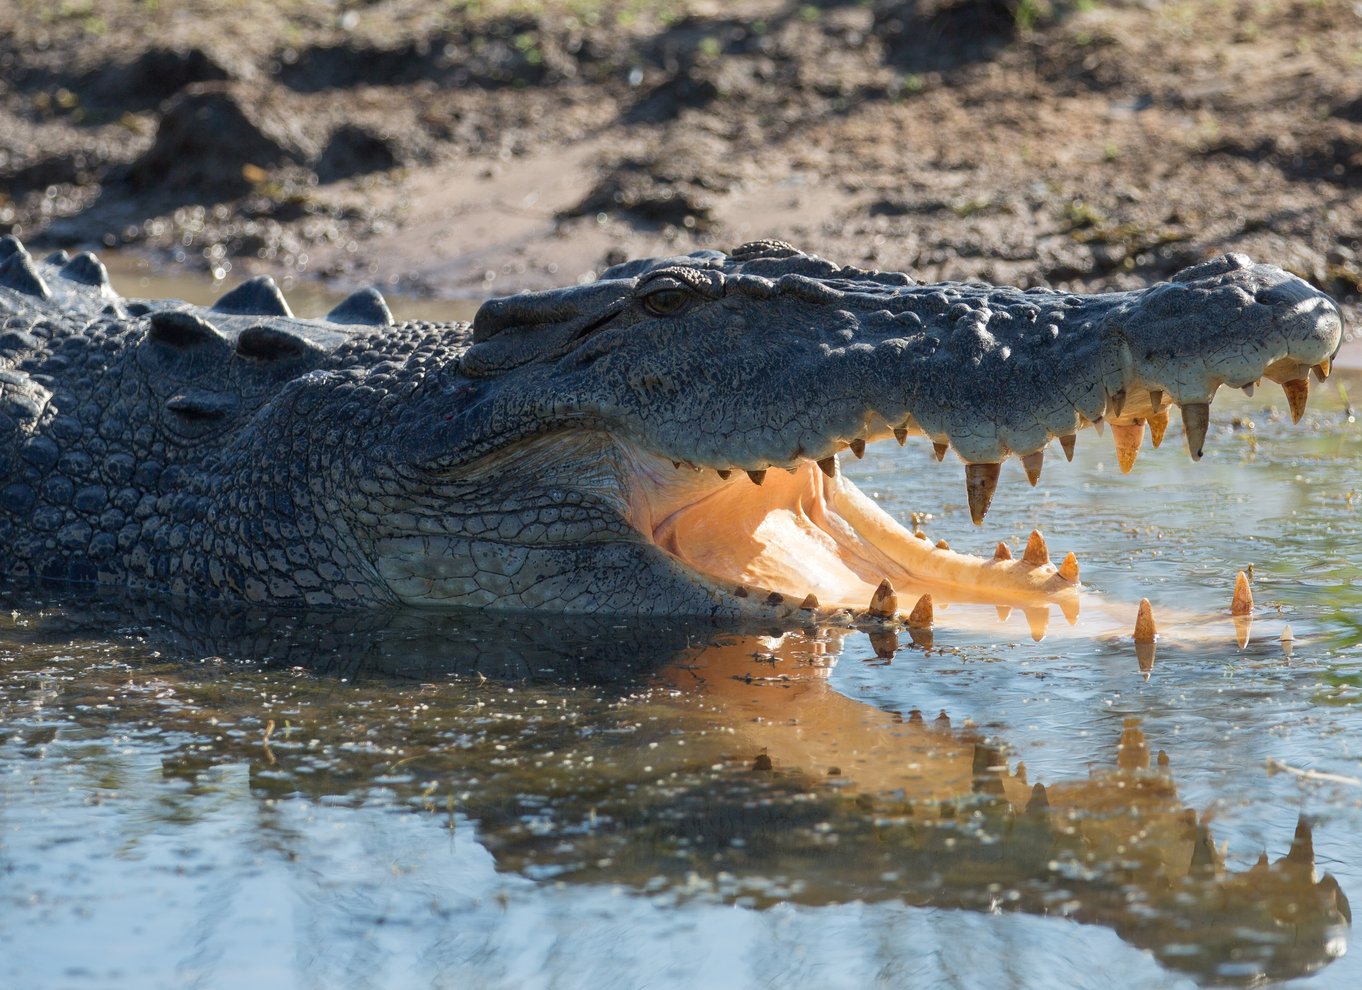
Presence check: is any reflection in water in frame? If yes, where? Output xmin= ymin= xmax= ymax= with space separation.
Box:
xmin=0 ymin=595 xmax=1350 ymax=986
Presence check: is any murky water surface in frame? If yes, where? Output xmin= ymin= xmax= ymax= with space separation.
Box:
xmin=2 ymin=268 xmax=1361 ymax=988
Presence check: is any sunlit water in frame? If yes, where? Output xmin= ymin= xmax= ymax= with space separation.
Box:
xmin=2 ymin=268 xmax=1360 ymax=989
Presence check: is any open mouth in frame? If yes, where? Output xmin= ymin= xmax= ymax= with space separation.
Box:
xmin=623 ymin=440 xmax=1079 ymax=625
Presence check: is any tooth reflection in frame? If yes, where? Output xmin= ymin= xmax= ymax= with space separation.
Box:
xmin=1024 ymin=607 xmax=1049 ymax=641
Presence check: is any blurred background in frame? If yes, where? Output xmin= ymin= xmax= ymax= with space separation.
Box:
xmin=1 ymin=0 xmax=1358 ymax=335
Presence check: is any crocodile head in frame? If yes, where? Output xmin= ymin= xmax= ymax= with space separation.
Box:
xmin=377 ymin=241 xmax=1343 ymax=620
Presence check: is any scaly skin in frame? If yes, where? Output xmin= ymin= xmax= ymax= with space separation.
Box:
xmin=0 ymin=236 xmax=1344 ymax=622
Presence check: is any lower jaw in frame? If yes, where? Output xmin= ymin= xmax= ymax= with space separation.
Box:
xmin=652 ymin=462 xmax=1079 ymax=617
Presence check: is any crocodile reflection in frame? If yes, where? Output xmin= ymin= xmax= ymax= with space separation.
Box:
xmin=2 ymin=599 xmax=1350 ymax=984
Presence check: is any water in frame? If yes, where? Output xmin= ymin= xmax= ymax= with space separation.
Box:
xmin=2 ymin=267 xmax=1361 ymax=988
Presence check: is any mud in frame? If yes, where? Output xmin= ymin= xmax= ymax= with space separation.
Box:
xmin=1 ymin=0 xmax=1359 ymax=344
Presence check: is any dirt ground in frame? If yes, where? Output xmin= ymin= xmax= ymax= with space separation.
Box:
xmin=1 ymin=0 xmax=1359 ymax=358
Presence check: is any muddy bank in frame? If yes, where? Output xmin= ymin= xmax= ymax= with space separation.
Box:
xmin=0 ymin=0 xmax=1358 ymax=338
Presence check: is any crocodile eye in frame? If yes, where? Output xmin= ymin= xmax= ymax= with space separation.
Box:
xmin=641 ymin=286 xmax=692 ymax=317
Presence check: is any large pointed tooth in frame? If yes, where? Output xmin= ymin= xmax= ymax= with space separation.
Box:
xmin=747 ymin=469 xmax=767 ymax=486
xmin=817 ymin=456 xmax=837 ymax=478
xmin=933 ymin=441 xmax=949 ymax=462
xmin=1313 ymin=359 xmax=1331 ymax=382
xmin=1022 ymin=529 xmax=1049 ymax=566
xmin=965 ymin=463 xmax=1001 ymax=525
xmin=850 ymin=438 xmax=866 ymax=458
xmin=1281 ymin=378 xmax=1309 ymax=424
xmin=1109 ymin=388 xmax=1126 ymax=417
xmin=1091 ymin=416 xmax=1106 ymax=437
xmin=996 ymin=605 xmax=1012 ymax=622
xmin=894 ymin=427 xmax=908 ymax=446
xmin=1058 ymin=551 xmax=1079 ymax=582
xmin=1242 ymin=381 xmax=1255 ymax=397
xmin=1148 ymin=388 xmax=1164 ymax=411
xmin=1133 ymin=598 xmax=1157 ymax=643
xmin=1059 ymin=434 xmax=1076 ymax=461
xmin=1024 ymin=607 xmax=1049 ymax=642
xmin=907 ymin=594 xmax=933 ymax=628
xmin=1147 ymin=408 xmax=1169 ymax=448
xmin=867 ymin=579 xmax=898 ymax=619
xmin=1110 ymin=419 xmax=1144 ymax=474
xmin=1058 ymin=593 xmax=1080 ymax=625
xmin=993 ymin=542 xmax=1012 ymax=561
xmin=1180 ymin=402 xmax=1209 ymax=460
xmin=1231 ymin=570 xmax=1254 ymax=615
xmin=1021 ymin=450 xmax=1044 ymax=486
xmin=799 ymin=593 xmax=819 ymax=611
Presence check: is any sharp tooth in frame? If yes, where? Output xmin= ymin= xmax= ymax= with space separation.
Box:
xmin=1231 ymin=570 xmax=1253 ymax=615
xmin=995 ymin=605 xmax=1012 ymax=622
xmin=907 ymin=594 xmax=934 ymax=628
xmin=1059 ymin=434 xmax=1076 ymax=461
xmin=1313 ymin=359 xmax=1331 ymax=382
xmin=868 ymin=578 xmax=898 ymax=619
xmin=764 ymin=591 xmax=785 ymax=606
xmin=1180 ymin=402 xmax=1209 ymax=460
xmin=1023 ymin=529 xmax=1049 ymax=566
xmin=717 ymin=469 xmax=732 ymax=479
xmin=1147 ymin=408 xmax=1169 ymax=448
xmin=1058 ymin=551 xmax=1079 ymax=582
xmin=672 ymin=460 xmax=683 ymax=469
xmin=965 ymin=462 xmax=1001 ymax=525
xmin=1281 ymin=378 xmax=1309 ymax=424
xmin=850 ymin=438 xmax=866 ymax=458
xmin=1091 ymin=416 xmax=1106 ymax=437
xmin=1133 ymin=598 xmax=1157 ymax=643
xmin=1279 ymin=623 xmax=1294 ymax=642
xmin=1110 ymin=388 xmax=1126 ymax=417
xmin=933 ymin=441 xmax=949 ymax=462
xmin=747 ymin=469 xmax=767 ymax=485
xmin=1021 ymin=450 xmax=1044 ymax=486
xmin=1058 ymin=594 xmax=1080 ymax=625
xmin=1242 ymin=382 xmax=1255 ymax=397
xmin=894 ymin=428 xmax=908 ymax=446
xmin=1025 ymin=607 xmax=1049 ymax=641
xmin=993 ymin=542 xmax=1012 ymax=561
xmin=935 ymin=538 xmax=950 ymax=550
xmin=799 ymin=593 xmax=819 ymax=611
xmin=1110 ymin=419 xmax=1144 ymax=474
xmin=734 ymin=585 xmax=749 ymax=598
xmin=1149 ymin=388 xmax=1164 ymax=411
xmin=817 ymin=456 xmax=837 ymax=478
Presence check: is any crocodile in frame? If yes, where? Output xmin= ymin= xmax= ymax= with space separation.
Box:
xmin=0 ymin=235 xmax=1343 ymax=620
